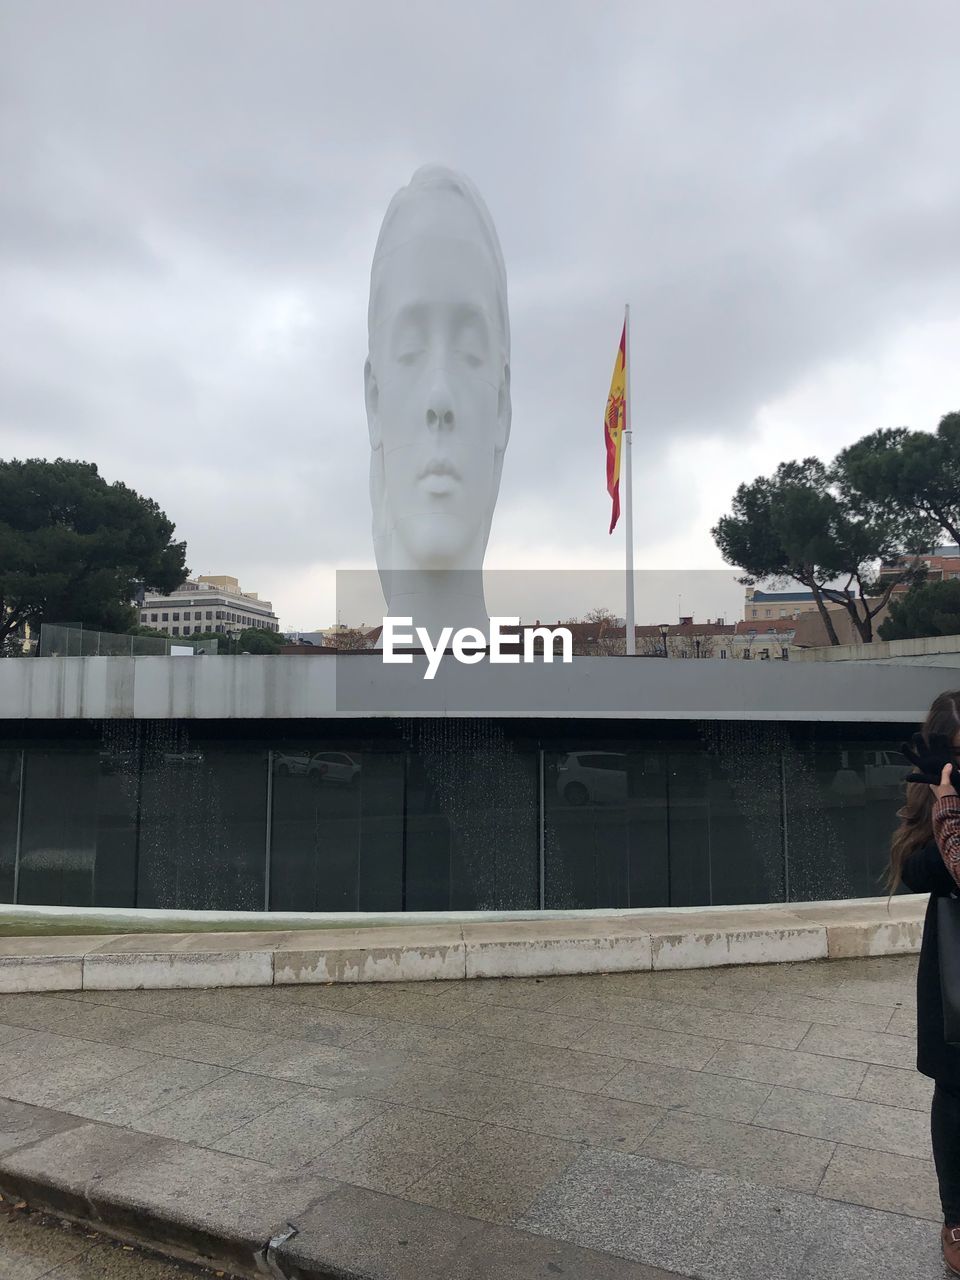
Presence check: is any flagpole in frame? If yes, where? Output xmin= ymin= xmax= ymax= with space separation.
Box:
xmin=623 ymin=303 xmax=636 ymax=655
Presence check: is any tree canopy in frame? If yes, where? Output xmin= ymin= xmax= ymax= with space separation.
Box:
xmin=0 ymin=458 xmax=188 ymax=646
xmin=711 ymin=455 xmax=936 ymax=644
xmin=878 ymin=579 xmax=960 ymax=642
xmin=836 ymin=413 xmax=960 ymax=549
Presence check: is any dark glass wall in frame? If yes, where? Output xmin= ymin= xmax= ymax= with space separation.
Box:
xmin=0 ymin=719 xmax=913 ymax=912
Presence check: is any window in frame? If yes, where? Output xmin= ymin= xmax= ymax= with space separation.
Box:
xmin=781 ymin=647 xmax=789 ymax=660
xmin=194 ymin=626 xmax=201 ymax=634
xmin=172 ymin=626 xmax=179 ymax=636
xmin=719 ymin=649 xmax=728 ymax=659
xmin=779 ymin=610 xmax=787 ymax=618
xmin=205 ymin=611 xmax=212 ymax=621
xmin=172 ymin=612 xmax=179 ymax=621
xmin=751 ymin=609 xmax=758 ymax=618
xmin=162 ymin=613 xmax=169 ymax=622
xmin=195 ymin=612 xmax=201 ymax=621
xmin=150 ymin=613 xmax=158 ymax=622
xmin=140 ymin=613 xmax=147 ymax=622
xmin=764 ymin=609 xmax=771 ymax=617
xmin=216 ymin=611 xmax=223 ymax=621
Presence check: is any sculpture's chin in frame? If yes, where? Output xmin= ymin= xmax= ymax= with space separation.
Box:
xmin=393 ymin=512 xmax=483 ymax=571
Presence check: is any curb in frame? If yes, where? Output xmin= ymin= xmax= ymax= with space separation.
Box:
xmin=0 ymin=897 xmax=927 ymax=993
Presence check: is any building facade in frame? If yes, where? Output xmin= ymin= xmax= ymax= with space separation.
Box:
xmin=0 ymin=652 xmax=953 ymax=914
xmin=140 ymin=575 xmax=280 ymax=639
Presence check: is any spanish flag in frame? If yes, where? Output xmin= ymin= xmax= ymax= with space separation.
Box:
xmin=604 ymin=324 xmax=626 ymax=533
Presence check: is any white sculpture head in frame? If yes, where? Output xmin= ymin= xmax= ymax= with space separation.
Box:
xmin=365 ymin=166 xmax=511 ymax=616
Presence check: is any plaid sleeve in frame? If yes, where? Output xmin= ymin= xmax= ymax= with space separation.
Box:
xmin=932 ymin=794 xmax=960 ymax=889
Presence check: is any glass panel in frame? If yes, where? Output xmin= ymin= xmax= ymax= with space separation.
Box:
xmin=17 ymin=745 xmax=137 ymax=906
xmin=783 ymin=736 xmax=910 ymax=901
xmin=544 ymin=748 xmax=631 ymax=908
xmin=137 ymin=739 xmax=267 ymax=910
xmin=269 ymin=747 xmax=404 ymax=911
xmin=0 ymin=749 xmax=21 ymax=901
xmin=543 ymin=746 xmax=672 ymax=909
xmin=691 ymin=723 xmax=786 ymax=906
xmin=404 ymin=722 xmax=538 ymax=910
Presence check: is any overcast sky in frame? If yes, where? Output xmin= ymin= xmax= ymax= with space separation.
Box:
xmin=2 ymin=1 xmax=959 ymax=630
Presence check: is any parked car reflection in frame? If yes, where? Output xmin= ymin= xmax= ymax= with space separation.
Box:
xmin=556 ymin=752 xmax=627 ymax=806
xmin=273 ymin=751 xmax=360 ymax=785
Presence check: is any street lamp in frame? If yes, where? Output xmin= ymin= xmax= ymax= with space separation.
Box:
xmin=658 ymin=623 xmax=669 ymax=658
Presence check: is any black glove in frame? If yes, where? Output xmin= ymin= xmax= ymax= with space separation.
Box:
xmin=899 ymin=731 xmax=960 ymax=792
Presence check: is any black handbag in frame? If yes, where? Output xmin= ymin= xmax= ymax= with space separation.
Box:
xmin=938 ymin=894 xmax=960 ymax=1045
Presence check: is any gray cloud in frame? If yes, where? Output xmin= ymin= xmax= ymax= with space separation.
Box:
xmin=1 ymin=0 xmax=958 ymax=625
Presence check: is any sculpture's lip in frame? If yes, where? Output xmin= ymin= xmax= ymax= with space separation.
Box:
xmin=419 ymin=457 xmax=461 ymax=482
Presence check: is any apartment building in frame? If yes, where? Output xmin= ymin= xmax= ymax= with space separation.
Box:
xmin=140 ymin=575 xmax=280 ymax=639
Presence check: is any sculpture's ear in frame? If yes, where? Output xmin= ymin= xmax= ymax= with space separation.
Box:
xmin=496 ymin=362 xmax=511 ymax=453
xmin=364 ymin=357 xmax=381 ymax=450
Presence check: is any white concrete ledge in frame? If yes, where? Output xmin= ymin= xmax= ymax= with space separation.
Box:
xmin=0 ymin=896 xmax=929 ymax=992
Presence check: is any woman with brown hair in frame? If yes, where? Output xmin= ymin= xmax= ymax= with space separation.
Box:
xmin=894 ymin=690 xmax=960 ymax=1276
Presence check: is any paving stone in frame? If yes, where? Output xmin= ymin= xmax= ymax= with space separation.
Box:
xmin=574 ymin=1021 xmax=721 ymax=1071
xmin=133 ymin=1069 xmax=302 ymax=1145
xmin=885 ymin=1005 xmax=917 ymax=1037
xmin=0 ymin=1023 xmax=35 ymax=1050
xmin=0 ymin=1032 xmax=98 ymax=1080
xmin=444 ymin=1221 xmax=684 ymax=1279
xmin=449 ymin=1004 xmax=598 ymax=1048
xmin=0 ymin=1044 xmax=156 ymax=1109
xmin=602 ymin=1061 xmax=773 ymax=1121
xmin=210 ymin=1091 xmax=387 ymax=1165
xmin=0 ymin=1096 xmax=83 ymax=1158
xmin=487 ymin=1081 xmax=664 ymax=1151
xmin=472 ymin=1039 xmax=632 ymax=1091
xmin=640 ymin=1109 xmax=835 ymax=1192
xmin=361 ymin=1062 xmax=508 ymax=1119
xmin=60 ymin=1058 xmax=226 ymax=1126
xmin=0 ymin=997 xmax=165 ymax=1046
xmin=704 ymin=1041 xmax=868 ymax=1097
xmin=520 ymin=1147 xmax=942 ymax=1280
xmin=594 ymin=969 xmax=768 ymax=1013
xmin=234 ymin=1036 xmax=403 ymax=1091
xmin=279 ymin=1182 xmax=678 ymax=1280
xmin=346 ymin=1018 xmax=500 ymax=1066
xmin=751 ymin=990 xmax=898 ymax=1032
xmin=356 ymin=990 xmax=468 ymax=1029
xmin=856 ymin=1063 xmax=934 ymax=1112
xmin=819 ymin=1142 xmax=942 ymax=1220
xmin=122 ymin=1018 xmax=270 ymax=1067
xmin=798 ymin=1023 xmax=916 ymax=1069
xmin=312 ymin=1106 xmax=479 ymax=1193
xmin=406 ymin=1124 xmax=580 ymax=1224
xmin=277 ymin=1183 xmax=479 ymax=1278
xmin=830 ymin=976 xmax=917 ymax=1009
xmin=268 ymin=982 xmax=370 ymax=1012
xmin=754 ymin=1085 xmax=932 ymax=1159
xmin=663 ymin=1002 xmax=807 ymax=1050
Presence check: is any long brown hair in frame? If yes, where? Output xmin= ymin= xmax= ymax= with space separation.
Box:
xmin=888 ymin=690 xmax=960 ymax=892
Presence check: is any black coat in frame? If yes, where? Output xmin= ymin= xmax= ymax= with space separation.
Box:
xmin=901 ymin=841 xmax=960 ymax=1083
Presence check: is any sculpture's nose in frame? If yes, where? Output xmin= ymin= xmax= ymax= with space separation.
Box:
xmin=425 ymin=374 xmax=455 ymax=432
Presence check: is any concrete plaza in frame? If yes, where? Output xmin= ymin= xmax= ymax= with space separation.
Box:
xmin=0 ymin=953 xmax=943 ymax=1279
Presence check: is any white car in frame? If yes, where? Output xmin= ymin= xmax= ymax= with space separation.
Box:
xmin=556 ymin=751 xmax=627 ymax=806
xmin=310 ymin=751 xmax=361 ymax=785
